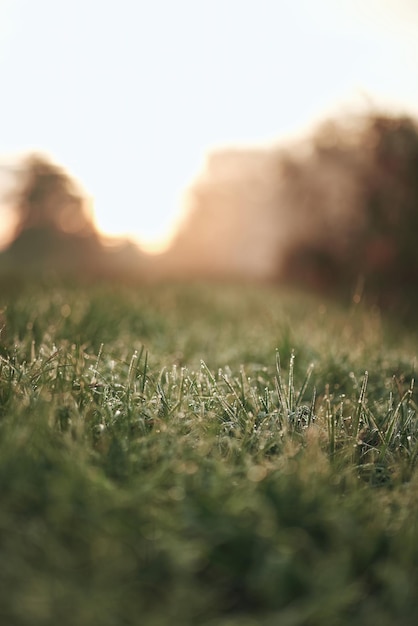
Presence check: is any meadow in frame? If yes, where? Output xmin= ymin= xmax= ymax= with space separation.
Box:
xmin=1 ymin=279 xmax=418 ymax=625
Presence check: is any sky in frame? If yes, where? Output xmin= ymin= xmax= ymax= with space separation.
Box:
xmin=0 ymin=0 xmax=418 ymax=250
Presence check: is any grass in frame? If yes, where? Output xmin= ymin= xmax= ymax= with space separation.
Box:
xmin=1 ymin=279 xmax=418 ymax=625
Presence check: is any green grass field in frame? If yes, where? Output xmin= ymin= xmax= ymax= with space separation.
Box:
xmin=1 ymin=280 xmax=418 ymax=625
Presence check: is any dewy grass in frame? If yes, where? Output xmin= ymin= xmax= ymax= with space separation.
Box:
xmin=1 ymin=281 xmax=418 ymax=625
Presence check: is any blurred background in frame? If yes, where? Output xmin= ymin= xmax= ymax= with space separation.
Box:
xmin=1 ymin=0 xmax=418 ymax=310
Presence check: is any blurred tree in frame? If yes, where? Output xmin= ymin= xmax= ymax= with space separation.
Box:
xmin=0 ymin=153 xmax=101 ymax=274
xmin=343 ymin=114 xmax=418 ymax=308
xmin=361 ymin=116 xmax=418 ymax=276
xmin=0 ymin=152 xmax=147 ymax=282
xmin=277 ymin=112 xmax=418 ymax=313
xmin=12 ymin=153 xmax=96 ymax=238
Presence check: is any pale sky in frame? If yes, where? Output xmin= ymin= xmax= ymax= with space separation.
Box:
xmin=1 ymin=0 xmax=418 ymax=249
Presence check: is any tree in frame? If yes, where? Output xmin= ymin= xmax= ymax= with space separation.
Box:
xmin=12 ymin=153 xmax=95 ymax=238
xmin=277 ymin=112 xmax=418 ymax=313
xmin=0 ymin=152 xmax=146 ymax=281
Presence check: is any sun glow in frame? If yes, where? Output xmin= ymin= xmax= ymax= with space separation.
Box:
xmin=0 ymin=0 xmax=418 ymax=250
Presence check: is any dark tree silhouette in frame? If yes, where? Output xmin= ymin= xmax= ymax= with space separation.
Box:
xmin=0 ymin=152 xmax=148 ymax=282
xmin=0 ymin=153 xmax=101 ymax=274
xmin=277 ymin=112 xmax=418 ymax=313
xmin=12 ymin=153 xmax=95 ymax=238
